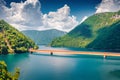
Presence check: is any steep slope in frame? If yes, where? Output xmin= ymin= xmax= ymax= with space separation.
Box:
xmin=22 ymin=29 xmax=67 ymax=45
xmin=0 ymin=20 xmax=38 ymax=54
xmin=51 ymin=11 xmax=120 ymax=52
xmin=87 ymin=21 xmax=120 ymax=52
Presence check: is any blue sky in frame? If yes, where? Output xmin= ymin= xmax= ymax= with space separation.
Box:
xmin=5 ymin=0 xmax=101 ymax=21
xmin=0 ymin=0 xmax=120 ymax=32
xmin=40 ymin=0 xmax=101 ymax=20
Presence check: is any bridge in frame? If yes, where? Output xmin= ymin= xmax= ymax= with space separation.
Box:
xmin=29 ymin=48 xmax=120 ymax=58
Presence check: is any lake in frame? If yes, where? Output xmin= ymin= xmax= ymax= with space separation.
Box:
xmin=0 ymin=45 xmax=120 ymax=80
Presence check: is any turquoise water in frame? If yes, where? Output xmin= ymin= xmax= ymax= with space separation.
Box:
xmin=0 ymin=46 xmax=120 ymax=80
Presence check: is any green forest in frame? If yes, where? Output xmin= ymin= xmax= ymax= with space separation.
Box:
xmin=51 ymin=11 xmax=120 ymax=52
xmin=0 ymin=20 xmax=38 ymax=54
xmin=22 ymin=29 xmax=66 ymax=45
xmin=0 ymin=61 xmax=20 ymax=80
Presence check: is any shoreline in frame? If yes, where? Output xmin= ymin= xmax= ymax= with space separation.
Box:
xmin=29 ymin=49 xmax=120 ymax=57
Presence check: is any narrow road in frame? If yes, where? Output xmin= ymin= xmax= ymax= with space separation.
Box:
xmin=2 ymin=30 xmax=14 ymax=53
xmin=5 ymin=39 xmax=14 ymax=53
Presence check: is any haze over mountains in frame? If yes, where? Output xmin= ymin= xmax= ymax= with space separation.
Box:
xmin=51 ymin=11 xmax=120 ymax=52
xmin=22 ymin=29 xmax=67 ymax=45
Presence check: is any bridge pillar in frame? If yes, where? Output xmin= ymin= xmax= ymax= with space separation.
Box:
xmin=103 ymin=54 xmax=107 ymax=59
xmin=30 ymin=51 xmax=33 ymax=54
xmin=29 ymin=48 xmax=33 ymax=54
xmin=50 ymin=52 xmax=53 ymax=55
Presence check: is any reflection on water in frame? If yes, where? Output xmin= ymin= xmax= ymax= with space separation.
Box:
xmin=0 ymin=45 xmax=120 ymax=80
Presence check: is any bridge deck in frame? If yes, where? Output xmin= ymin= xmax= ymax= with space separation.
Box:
xmin=29 ymin=49 xmax=120 ymax=57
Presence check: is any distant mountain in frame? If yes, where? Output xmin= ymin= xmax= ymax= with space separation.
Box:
xmin=51 ymin=11 xmax=120 ymax=52
xmin=22 ymin=29 xmax=67 ymax=45
xmin=0 ymin=20 xmax=38 ymax=54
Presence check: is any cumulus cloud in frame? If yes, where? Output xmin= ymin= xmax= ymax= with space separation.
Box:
xmin=0 ymin=0 xmax=7 ymax=19
xmin=43 ymin=4 xmax=78 ymax=32
xmin=0 ymin=0 xmax=6 ymax=6
xmin=0 ymin=0 xmax=78 ymax=32
xmin=80 ymin=16 xmax=88 ymax=24
xmin=0 ymin=0 xmax=43 ymax=30
xmin=96 ymin=0 xmax=120 ymax=13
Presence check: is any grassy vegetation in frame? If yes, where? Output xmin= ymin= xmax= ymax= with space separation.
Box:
xmin=51 ymin=11 xmax=120 ymax=51
xmin=87 ymin=21 xmax=120 ymax=52
xmin=0 ymin=20 xmax=38 ymax=54
xmin=0 ymin=61 xmax=20 ymax=80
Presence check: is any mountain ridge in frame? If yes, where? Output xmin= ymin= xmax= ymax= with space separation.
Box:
xmin=51 ymin=11 xmax=120 ymax=52
xmin=22 ymin=29 xmax=67 ymax=45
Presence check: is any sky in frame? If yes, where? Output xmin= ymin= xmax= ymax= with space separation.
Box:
xmin=0 ymin=0 xmax=120 ymax=32
xmin=4 ymin=0 xmax=101 ymax=20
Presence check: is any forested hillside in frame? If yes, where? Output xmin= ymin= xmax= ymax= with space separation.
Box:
xmin=0 ymin=20 xmax=38 ymax=54
xmin=22 ymin=29 xmax=66 ymax=45
xmin=51 ymin=11 xmax=120 ymax=52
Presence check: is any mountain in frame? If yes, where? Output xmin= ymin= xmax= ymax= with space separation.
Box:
xmin=51 ymin=11 xmax=120 ymax=52
xmin=22 ymin=29 xmax=67 ymax=45
xmin=0 ymin=20 xmax=38 ymax=54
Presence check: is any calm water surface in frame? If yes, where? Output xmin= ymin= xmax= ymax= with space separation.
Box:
xmin=0 ymin=45 xmax=120 ymax=80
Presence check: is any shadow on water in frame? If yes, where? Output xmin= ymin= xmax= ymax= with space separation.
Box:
xmin=110 ymin=70 xmax=120 ymax=78
xmin=106 ymin=57 xmax=120 ymax=60
xmin=31 ymin=52 xmax=120 ymax=60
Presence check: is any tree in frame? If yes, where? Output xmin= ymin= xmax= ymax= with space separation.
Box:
xmin=0 ymin=61 xmax=20 ymax=80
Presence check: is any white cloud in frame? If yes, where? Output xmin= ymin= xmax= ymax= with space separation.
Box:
xmin=0 ymin=0 xmax=43 ymax=30
xmin=0 ymin=0 xmax=79 ymax=32
xmin=43 ymin=4 xmax=78 ymax=32
xmin=0 ymin=0 xmax=6 ymax=6
xmin=14 ymin=0 xmax=41 ymax=25
xmin=0 ymin=0 xmax=7 ymax=19
xmin=80 ymin=16 xmax=88 ymax=24
xmin=96 ymin=0 xmax=120 ymax=13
